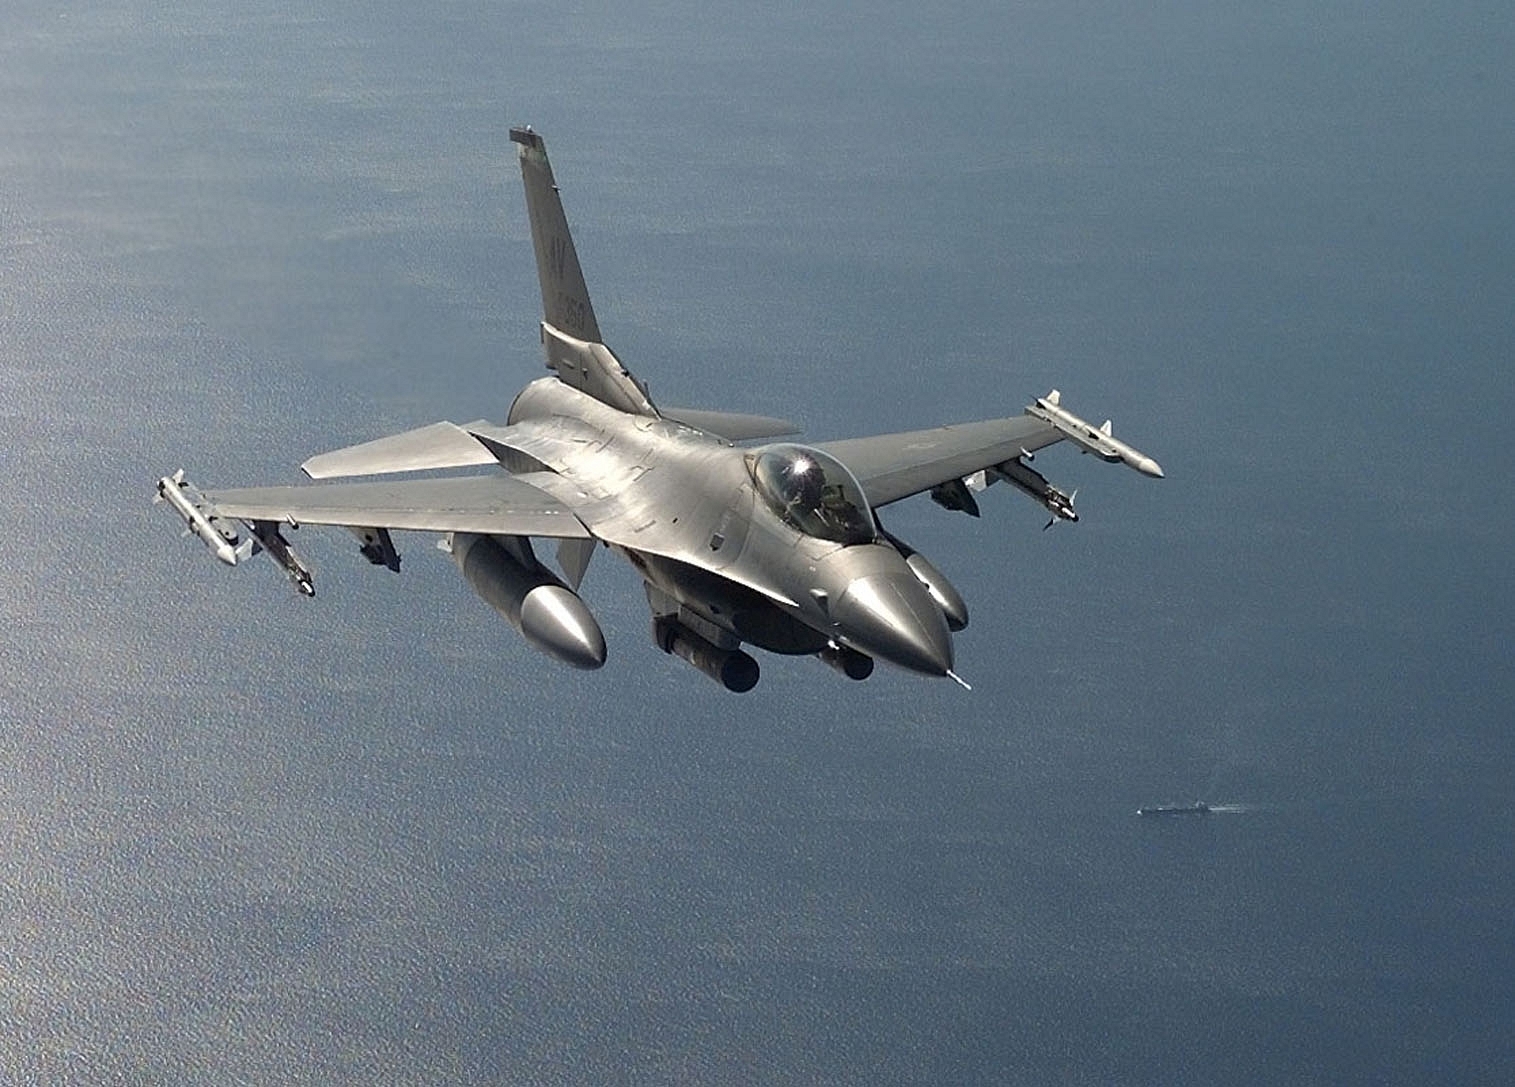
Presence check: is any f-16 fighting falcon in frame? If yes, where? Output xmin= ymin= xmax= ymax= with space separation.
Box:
xmin=156 ymin=127 xmax=1163 ymax=692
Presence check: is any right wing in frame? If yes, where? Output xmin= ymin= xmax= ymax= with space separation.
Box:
xmin=205 ymin=473 xmax=593 ymax=538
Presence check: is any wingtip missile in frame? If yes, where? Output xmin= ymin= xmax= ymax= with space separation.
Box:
xmin=156 ymin=471 xmax=249 ymax=567
xmin=1027 ymin=392 xmax=1164 ymax=478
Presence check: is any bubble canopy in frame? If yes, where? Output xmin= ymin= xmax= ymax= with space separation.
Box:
xmin=748 ymin=444 xmax=877 ymax=545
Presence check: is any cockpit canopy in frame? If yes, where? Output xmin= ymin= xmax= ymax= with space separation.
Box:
xmin=749 ymin=444 xmax=876 ymax=545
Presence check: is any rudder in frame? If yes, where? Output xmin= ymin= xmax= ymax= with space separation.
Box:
xmin=510 ymin=125 xmax=601 ymax=342
xmin=510 ymin=125 xmax=656 ymax=417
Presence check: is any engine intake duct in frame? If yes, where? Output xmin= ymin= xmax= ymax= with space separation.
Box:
xmin=879 ymin=529 xmax=969 ymax=632
xmin=652 ymin=617 xmax=759 ymax=693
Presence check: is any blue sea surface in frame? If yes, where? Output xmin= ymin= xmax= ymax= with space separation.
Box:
xmin=2 ymin=1 xmax=1512 ymax=1082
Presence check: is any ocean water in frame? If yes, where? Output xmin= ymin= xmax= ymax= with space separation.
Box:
xmin=2 ymin=1 xmax=1512 ymax=1082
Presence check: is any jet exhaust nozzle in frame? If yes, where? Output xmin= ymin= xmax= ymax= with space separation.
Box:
xmin=453 ymin=532 xmax=606 ymax=670
xmin=652 ymin=617 xmax=759 ymax=693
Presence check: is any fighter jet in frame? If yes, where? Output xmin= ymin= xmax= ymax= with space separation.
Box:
xmin=156 ymin=126 xmax=1163 ymax=692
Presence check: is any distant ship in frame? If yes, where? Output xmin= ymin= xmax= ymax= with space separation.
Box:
xmin=1136 ymin=802 xmax=1210 ymax=817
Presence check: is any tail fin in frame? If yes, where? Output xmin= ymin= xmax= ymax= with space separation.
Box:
xmin=511 ymin=125 xmax=600 ymax=342
xmin=510 ymin=126 xmax=657 ymax=417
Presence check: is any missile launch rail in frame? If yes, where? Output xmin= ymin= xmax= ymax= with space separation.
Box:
xmin=155 ymin=471 xmax=315 ymax=596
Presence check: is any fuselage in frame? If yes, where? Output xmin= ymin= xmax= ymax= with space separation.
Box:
xmin=159 ymin=127 xmax=1163 ymax=693
xmin=503 ymin=377 xmax=953 ymax=676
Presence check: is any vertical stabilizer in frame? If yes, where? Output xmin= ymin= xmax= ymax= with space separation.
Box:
xmin=511 ymin=125 xmax=600 ymax=343
xmin=510 ymin=125 xmax=657 ymax=417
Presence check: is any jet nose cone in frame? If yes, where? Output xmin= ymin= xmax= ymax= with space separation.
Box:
xmin=834 ymin=572 xmax=954 ymax=677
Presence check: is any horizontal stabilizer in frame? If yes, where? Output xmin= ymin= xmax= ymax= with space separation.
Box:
xmin=660 ymin=407 xmax=802 ymax=443
xmin=302 ymin=421 xmax=499 ymax=479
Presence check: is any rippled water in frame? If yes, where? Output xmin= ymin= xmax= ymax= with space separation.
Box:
xmin=2 ymin=2 xmax=1512 ymax=1081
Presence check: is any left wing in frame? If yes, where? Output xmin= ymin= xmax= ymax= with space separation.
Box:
xmin=818 ymin=415 xmax=1062 ymax=508
xmin=205 ymin=473 xmax=593 ymax=538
